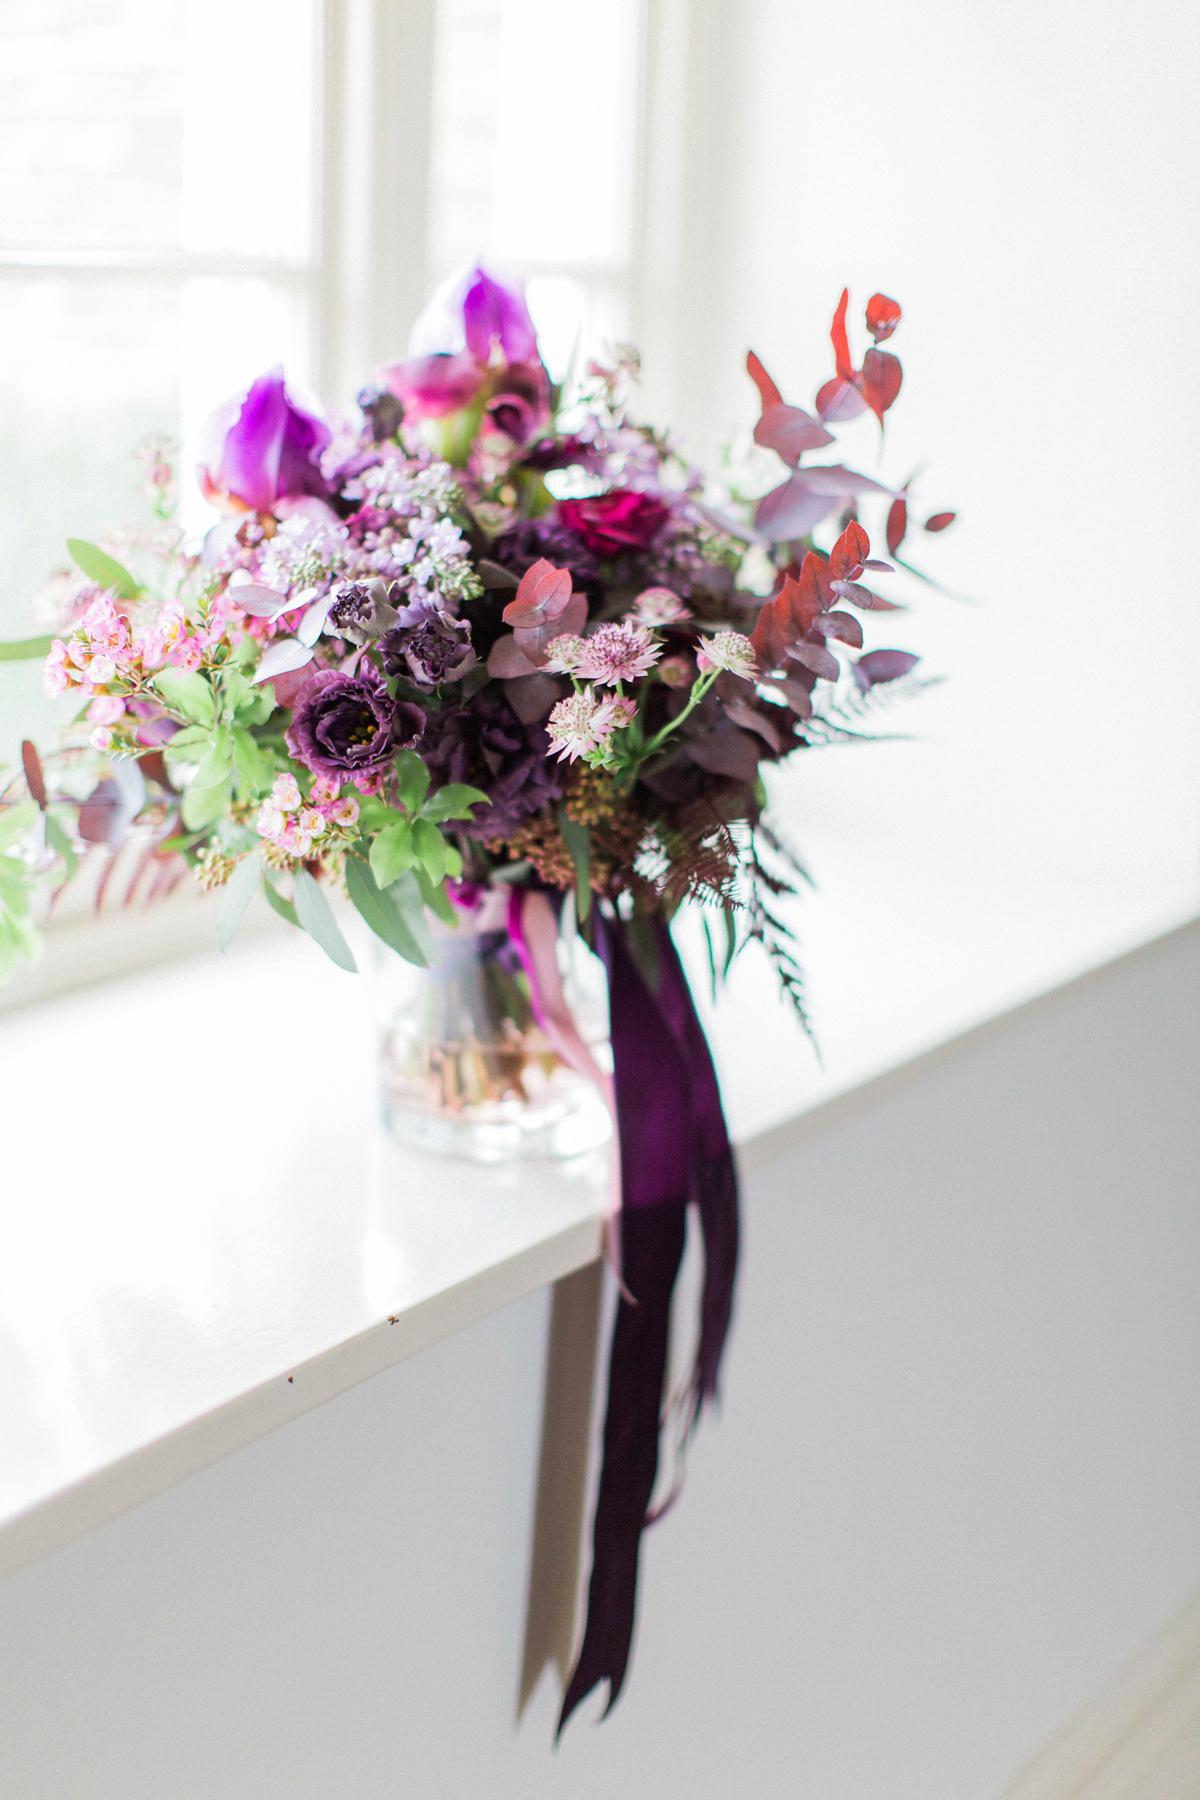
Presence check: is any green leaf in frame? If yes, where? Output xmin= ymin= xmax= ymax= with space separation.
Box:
xmin=161 ymin=724 xmax=212 ymax=755
xmin=415 ymin=865 xmax=458 ymax=927
xmin=557 ymin=805 xmax=592 ymax=922
xmin=443 ymin=844 xmax=462 ymax=879
xmin=152 ymin=668 xmax=215 ymax=727
xmin=370 ymin=819 xmax=415 ymax=888
xmin=293 ymin=867 xmax=358 ymax=973
xmin=421 ymin=783 xmax=488 ymax=824
xmin=225 ymin=667 xmax=274 ymax=725
xmin=0 ymin=801 xmax=38 ymax=851
xmin=44 ymin=812 xmax=78 ymax=881
xmin=263 ymin=877 xmax=300 ymax=927
xmin=66 ymin=539 xmax=141 ymax=599
xmin=189 ymin=728 xmax=233 ymax=792
xmin=345 ymin=855 xmax=429 ymax=967
xmin=411 ymin=817 xmax=448 ymax=885
xmin=393 ymin=749 xmax=431 ymax=815
xmin=181 ymin=778 xmax=231 ymax=831
xmin=389 ymin=869 xmax=435 ymax=962
xmin=231 ymin=726 xmax=275 ymax=797
xmin=216 ymin=848 xmax=262 ymax=952
xmin=0 ymin=635 xmax=55 ymax=663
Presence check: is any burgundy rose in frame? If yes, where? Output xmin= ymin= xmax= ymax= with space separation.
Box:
xmin=285 ymin=664 xmax=421 ymax=781
xmin=555 ymin=490 xmax=671 ymax=557
xmin=379 ymin=613 xmax=477 ymax=690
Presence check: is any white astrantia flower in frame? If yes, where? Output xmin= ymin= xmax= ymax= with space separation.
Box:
xmin=695 ymin=630 xmax=757 ymax=680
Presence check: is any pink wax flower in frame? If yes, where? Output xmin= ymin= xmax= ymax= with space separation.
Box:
xmin=87 ymin=695 xmax=126 ymax=725
xmin=575 ymin=621 xmax=661 ymax=686
xmin=556 ymin=490 xmax=671 ymax=557
xmin=198 ymin=369 xmax=332 ymax=515
xmin=168 ymin=638 xmax=204 ymax=673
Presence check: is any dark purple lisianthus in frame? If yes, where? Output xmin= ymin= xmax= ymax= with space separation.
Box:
xmin=420 ymin=691 xmax=564 ymax=837
xmin=325 ymin=579 xmax=400 ymax=645
xmin=556 ymin=490 xmax=671 ymax=557
xmin=379 ymin=613 xmax=477 ymax=689
xmin=490 ymin=518 xmax=603 ymax=595
xmin=286 ymin=664 xmax=421 ymax=781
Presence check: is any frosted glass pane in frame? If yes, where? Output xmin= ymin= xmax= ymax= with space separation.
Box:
xmin=0 ymin=274 xmax=181 ymax=761
xmin=0 ymin=1 xmax=186 ymax=251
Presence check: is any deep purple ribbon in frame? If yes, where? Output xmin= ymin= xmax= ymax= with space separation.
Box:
xmin=558 ymin=911 xmax=739 ymax=1732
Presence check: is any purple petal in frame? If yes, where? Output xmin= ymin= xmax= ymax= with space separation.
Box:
xmin=199 ymin=370 xmax=330 ymax=512
xmin=753 ymin=404 xmax=836 ymax=465
xmin=460 ymin=265 xmax=538 ymax=364
xmin=251 ymin=638 xmax=314 ymax=686
xmin=755 ymin=476 xmax=839 ymax=541
xmin=379 ymin=352 xmax=483 ymax=420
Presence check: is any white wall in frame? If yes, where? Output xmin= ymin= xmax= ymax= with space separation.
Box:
xmin=633 ymin=0 xmax=1200 ymax=944
xmin=1 ymin=921 xmax=1195 ymax=1799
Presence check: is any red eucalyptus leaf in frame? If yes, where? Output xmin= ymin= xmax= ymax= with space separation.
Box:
xmin=21 ymin=740 xmax=46 ymax=809
xmin=78 ymin=779 xmax=125 ymax=846
xmin=860 ymin=348 xmax=903 ymax=423
xmin=786 ymin=563 xmax=825 ymax=636
xmin=863 ymin=558 xmax=894 ymax=572
xmin=830 ymin=520 xmax=870 ymax=582
xmin=853 ymin=648 xmax=920 ymax=691
xmin=924 ymin=511 xmax=956 ymax=532
xmin=787 ymin=639 xmax=841 ymax=681
xmin=815 ymin=376 xmax=867 ymax=423
xmin=830 ymin=287 xmax=854 ymax=380
xmin=755 ymin=474 xmax=840 ymax=541
xmin=487 ymin=633 xmax=540 ymax=679
xmin=502 ymin=557 xmax=573 ymax=626
xmin=818 ymin=610 xmax=864 ymax=649
xmin=503 ymin=672 xmax=564 ymax=723
xmin=753 ymin=404 xmax=835 ymax=464
xmin=745 ymin=350 xmax=783 ymax=414
xmin=886 ymin=496 xmax=908 ymax=555
xmin=510 ymin=590 xmax=587 ymax=665
xmin=768 ymin=676 xmax=814 ymax=720
xmin=831 ymin=578 xmax=895 ymax=611
xmin=722 ymin=697 xmax=783 ymax=753
xmin=865 ymin=293 xmax=902 ymax=342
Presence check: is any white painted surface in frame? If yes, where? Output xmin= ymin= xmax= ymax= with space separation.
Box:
xmin=0 ymin=920 xmax=1196 ymax=1798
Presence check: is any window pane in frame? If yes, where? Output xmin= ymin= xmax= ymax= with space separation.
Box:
xmin=0 ymin=1 xmax=186 ymax=251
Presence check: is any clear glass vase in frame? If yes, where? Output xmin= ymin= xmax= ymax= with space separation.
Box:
xmin=375 ymin=888 xmax=612 ymax=1163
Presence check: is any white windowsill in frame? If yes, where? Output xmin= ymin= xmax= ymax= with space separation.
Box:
xmin=1 ymin=825 xmax=1196 ymax=1581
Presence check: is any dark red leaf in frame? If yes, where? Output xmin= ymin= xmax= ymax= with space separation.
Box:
xmin=753 ymin=404 xmax=835 ymax=464
xmin=746 ymin=350 xmax=784 ymax=414
xmin=755 ymin=474 xmax=841 ymax=541
xmin=770 ymin=676 xmax=814 ymax=720
xmin=863 ymin=558 xmax=893 ymax=572
xmin=830 ymin=521 xmax=870 ymax=582
xmin=21 ymin=739 xmax=46 ymax=809
xmin=853 ymin=649 xmax=920 ymax=690
xmin=924 ymin=511 xmax=956 ymax=532
xmin=780 ymin=569 xmax=822 ymax=642
xmin=787 ymin=639 xmax=841 ymax=681
xmin=137 ymin=749 xmax=170 ymax=789
xmin=860 ymin=348 xmax=903 ymax=423
xmin=830 ymin=288 xmax=854 ymax=380
xmin=830 ymin=579 xmax=898 ymax=611
xmin=77 ymin=780 xmax=125 ymax=846
xmin=886 ymin=496 xmax=908 ymax=555
xmin=815 ymin=376 xmax=868 ymax=423
xmin=818 ymin=609 xmax=864 ymax=649
xmin=865 ymin=293 xmax=902 ymax=343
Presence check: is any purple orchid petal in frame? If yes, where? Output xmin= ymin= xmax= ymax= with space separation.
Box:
xmin=460 ymin=265 xmax=538 ymax=364
xmin=379 ymin=352 xmax=484 ymax=421
xmin=198 ymin=369 xmax=331 ymax=513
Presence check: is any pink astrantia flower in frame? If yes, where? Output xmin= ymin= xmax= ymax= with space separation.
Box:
xmin=696 ymin=631 xmax=757 ymax=680
xmin=575 ymin=621 xmax=661 ymax=686
xmin=547 ymin=689 xmax=623 ymax=762
xmin=542 ymin=633 xmax=589 ymax=674
xmin=631 ymin=587 xmax=692 ymax=626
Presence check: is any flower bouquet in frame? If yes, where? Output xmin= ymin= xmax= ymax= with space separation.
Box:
xmin=0 ymin=265 xmax=954 ymax=1727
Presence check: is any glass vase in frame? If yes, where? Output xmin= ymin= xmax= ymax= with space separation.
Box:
xmin=375 ymin=887 xmax=612 ymax=1163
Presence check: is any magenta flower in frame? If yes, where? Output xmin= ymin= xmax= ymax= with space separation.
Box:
xmin=198 ymin=369 xmax=331 ymax=514
xmin=377 ymin=263 xmax=546 ymax=427
xmin=556 ymin=490 xmax=671 ymax=557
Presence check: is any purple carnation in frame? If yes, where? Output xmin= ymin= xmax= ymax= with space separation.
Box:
xmin=420 ymin=690 xmax=564 ymax=837
xmin=285 ymin=664 xmax=422 ymax=781
xmin=379 ymin=612 xmax=477 ymax=689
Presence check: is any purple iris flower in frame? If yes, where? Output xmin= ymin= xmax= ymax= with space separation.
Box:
xmin=377 ymin=263 xmax=543 ymax=425
xmin=198 ymin=368 xmax=331 ymax=514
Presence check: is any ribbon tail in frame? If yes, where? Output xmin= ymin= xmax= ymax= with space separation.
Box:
xmin=557 ymin=1199 xmax=686 ymax=1735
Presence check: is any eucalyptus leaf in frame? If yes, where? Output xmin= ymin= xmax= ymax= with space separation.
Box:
xmin=412 ymin=817 xmax=448 ymax=885
xmin=152 ymin=668 xmax=215 ymax=726
xmin=216 ymin=848 xmax=262 ymax=953
xmin=294 ymin=867 xmax=358 ymax=973
xmin=231 ymin=727 xmax=275 ymax=797
xmin=66 ymin=538 xmax=141 ymax=599
xmin=345 ymin=855 xmax=428 ymax=967
xmin=370 ymin=819 xmax=415 ymax=888
xmin=0 ymin=636 xmax=55 ymax=662
xmin=263 ymin=877 xmax=300 ymax=927
xmin=251 ymin=637 xmax=314 ymax=686
xmin=0 ymin=801 xmax=38 ymax=850
xmin=181 ymin=778 xmax=231 ymax=831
